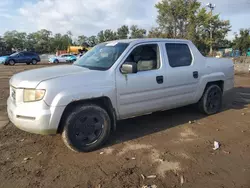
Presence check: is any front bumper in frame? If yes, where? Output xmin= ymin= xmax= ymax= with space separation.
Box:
xmin=0 ymin=60 xmax=6 ymax=64
xmin=7 ymin=97 xmax=65 ymax=135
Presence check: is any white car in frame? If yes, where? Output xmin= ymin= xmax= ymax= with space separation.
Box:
xmin=7 ymin=39 xmax=234 ymax=152
xmin=49 ymin=54 xmax=77 ymax=63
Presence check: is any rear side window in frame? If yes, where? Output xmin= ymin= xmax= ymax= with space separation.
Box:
xmin=165 ymin=43 xmax=192 ymax=67
xmin=23 ymin=52 xmax=35 ymax=56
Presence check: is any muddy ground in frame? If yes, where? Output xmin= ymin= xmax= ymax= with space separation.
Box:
xmin=0 ymin=64 xmax=250 ymax=188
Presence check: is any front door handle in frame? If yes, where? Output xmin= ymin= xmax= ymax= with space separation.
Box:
xmin=156 ymin=76 xmax=164 ymax=84
xmin=193 ymin=71 xmax=199 ymax=79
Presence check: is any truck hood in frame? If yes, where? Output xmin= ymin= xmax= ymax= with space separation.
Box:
xmin=10 ymin=65 xmax=90 ymax=88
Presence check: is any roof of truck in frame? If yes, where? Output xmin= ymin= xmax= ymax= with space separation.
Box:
xmin=106 ymin=38 xmax=190 ymax=44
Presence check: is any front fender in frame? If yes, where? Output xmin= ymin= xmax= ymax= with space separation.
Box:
xmin=49 ymin=86 xmax=117 ymax=111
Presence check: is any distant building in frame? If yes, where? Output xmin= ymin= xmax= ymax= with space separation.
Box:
xmin=217 ymin=48 xmax=241 ymax=57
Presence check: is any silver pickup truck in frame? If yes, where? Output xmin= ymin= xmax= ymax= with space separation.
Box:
xmin=7 ymin=39 xmax=234 ymax=152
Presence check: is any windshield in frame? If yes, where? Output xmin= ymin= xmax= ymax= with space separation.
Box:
xmin=74 ymin=42 xmax=129 ymax=70
xmin=10 ymin=52 xmax=19 ymax=56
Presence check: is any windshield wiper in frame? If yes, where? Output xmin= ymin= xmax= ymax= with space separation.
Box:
xmin=73 ymin=64 xmax=91 ymax=69
xmin=75 ymin=64 xmax=108 ymax=71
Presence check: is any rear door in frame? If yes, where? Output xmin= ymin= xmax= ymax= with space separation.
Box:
xmin=163 ymin=42 xmax=200 ymax=107
xmin=116 ymin=42 xmax=167 ymax=119
xmin=23 ymin=52 xmax=32 ymax=62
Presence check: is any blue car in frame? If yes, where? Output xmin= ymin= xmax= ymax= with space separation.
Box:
xmin=3 ymin=51 xmax=40 ymax=66
xmin=0 ymin=56 xmax=9 ymax=64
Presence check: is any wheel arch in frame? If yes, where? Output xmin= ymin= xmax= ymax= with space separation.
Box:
xmin=8 ymin=59 xmax=16 ymax=64
xmin=205 ymin=80 xmax=224 ymax=92
xmin=54 ymin=59 xmax=59 ymax=63
xmin=195 ymin=72 xmax=226 ymax=103
xmin=57 ymin=96 xmax=117 ymax=134
xmin=197 ymin=80 xmax=224 ymax=103
xmin=31 ymin=58 xmax=37 ymax=63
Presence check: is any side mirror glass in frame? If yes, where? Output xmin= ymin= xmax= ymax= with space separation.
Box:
xmin=121 ymin=62 xmax=137 ymax=74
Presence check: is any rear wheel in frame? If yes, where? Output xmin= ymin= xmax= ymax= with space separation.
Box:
xmin=8 ymin=60 xmax=15 ymax=66
xmin=198 ymin=85 xmax=222 ymax=115
xmin=31 ymin=59 xmax=37 ymax=65
xmin=62 ymin=104 xmax=111 ymax=152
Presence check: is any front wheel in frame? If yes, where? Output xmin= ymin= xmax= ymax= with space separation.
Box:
xmin=54 ymin=59 xmax=59 ymax=64
xmin=198 ymin=85 xmax=222 ymax=115
xmin=62 ymin=104 xmax=111 ymax=152
xmin=8 ymin=60 xmax=15 ymax=66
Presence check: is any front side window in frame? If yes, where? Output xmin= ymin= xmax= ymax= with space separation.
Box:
xmin=125 ymin=44 xmax=160 ymax=72
xmin=74 ymin=42 xmax=129 ymax=70
xmin=19 ymin=53 xmax=24 ymax=57
xmin=165 ymin=43 xmax=192 ymax=67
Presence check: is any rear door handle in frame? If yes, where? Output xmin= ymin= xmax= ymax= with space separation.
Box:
xmin=193 ymin=71 xmax=199 ymax=79
xmin=156 ymin=76 xmax=164 ymax=84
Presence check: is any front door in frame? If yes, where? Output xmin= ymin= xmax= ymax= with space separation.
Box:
xmin=16 ymin=52 xmax=26 ymax=63
xmin=116 ymin=43 xmax=167 ymax=119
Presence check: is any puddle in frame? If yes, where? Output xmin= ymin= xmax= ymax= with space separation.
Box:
xmin=117 ymin=143 xmax=152 ymax=156
xmin=176 ymin=152 xmax=191 ymax=160
xmin=172 ymin=128 xmax=197 ymax=143
xmin=118 ymin=143 xmax=182 ymax=177
xmin=180 ymin=128 xmax=197 ymax=138
xmin=102 ymin=147 xmax=114 ymax=155
xmin=150 ymin=149 xmax=181 ymax=177
xmin=157 ymin=161 xmax=181 ymax=177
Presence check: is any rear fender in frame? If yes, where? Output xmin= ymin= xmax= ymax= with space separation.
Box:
xmin=195 ymin=72 xmax=225 ymax=102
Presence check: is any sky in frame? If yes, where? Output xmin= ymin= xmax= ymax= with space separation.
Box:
xmin=0 ymin=0 xmax=250 ymax=40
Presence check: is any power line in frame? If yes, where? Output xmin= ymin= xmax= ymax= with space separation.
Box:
xmin=203 ymin=2 xmax=250 ymax=7
xmin=212 ymin=2 xmax=250 ymax=6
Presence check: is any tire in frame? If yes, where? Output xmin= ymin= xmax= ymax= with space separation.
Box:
xmin=198 ymin=85 xmax=222 ymax=115
xmin=54 ymin=59 xmax=59 ymax=64
xmin=31 ymin=59 xmax=37 ymax=65
xmin=62 ymin=104 xmax=111 ymax=152
xmin=8 ymin=59 xmax=15 ymax=66
xmin=26 ymin=62 xmax=30 ymax=65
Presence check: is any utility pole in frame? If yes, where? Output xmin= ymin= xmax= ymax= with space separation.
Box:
xmin=206 ymin=3 xmax=216 ymax=56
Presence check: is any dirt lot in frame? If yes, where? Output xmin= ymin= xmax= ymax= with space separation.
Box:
xmin=0 ymin=64 xmax=250 ymax=188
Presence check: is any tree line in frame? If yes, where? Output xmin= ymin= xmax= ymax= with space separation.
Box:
xmin=0 ymin=0 xmax=249 ymax=56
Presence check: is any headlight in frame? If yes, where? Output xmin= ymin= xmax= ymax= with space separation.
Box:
xmin=23 ymin=89 xmax=46 ymax=102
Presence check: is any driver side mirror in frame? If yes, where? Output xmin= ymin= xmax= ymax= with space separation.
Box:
xmin=121 ymin=62 xmax=137 ymax=74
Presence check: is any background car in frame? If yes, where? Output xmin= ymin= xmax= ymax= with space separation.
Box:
xmin=0 ymin=56 xmax=9 ymax=64
xmin=3 ymin=52 xmax=40 ymax=65
xmin=49 ymin=54 xmax=77 ymax=63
